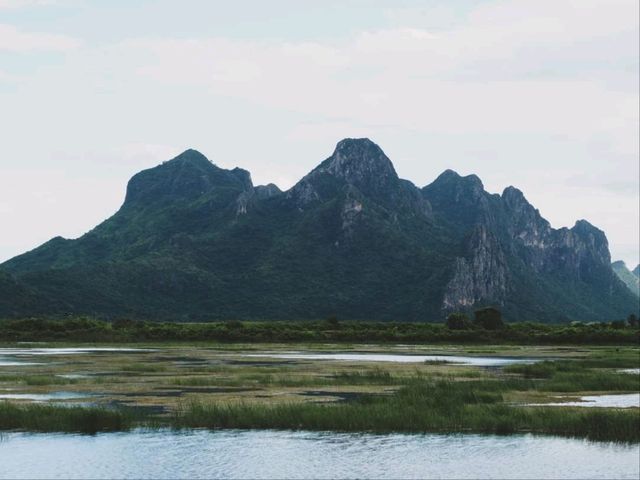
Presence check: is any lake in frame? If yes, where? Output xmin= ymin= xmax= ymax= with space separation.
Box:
xmin=0 ymin=429 xmax=638 ymax=479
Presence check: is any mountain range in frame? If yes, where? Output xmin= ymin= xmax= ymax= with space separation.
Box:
xmin=1 ymin=138 xmax=637 ymax=322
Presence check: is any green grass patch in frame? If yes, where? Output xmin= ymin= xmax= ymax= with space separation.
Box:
xmin=119 ymin=363 xmax=167 ymax=373
xmin=505 ymin=360 xmax=640 ymax=392
xmin=0 ymin=403 xmax=134 ymax=434
xmin=171 ymin=378 xmax=639 ymax=442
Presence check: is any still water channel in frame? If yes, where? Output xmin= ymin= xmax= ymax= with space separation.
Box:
xmin=0 ymin=429 xmax=638 ymax=479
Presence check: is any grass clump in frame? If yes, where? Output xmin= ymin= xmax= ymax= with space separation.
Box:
xmin=119 ymin=363 xmax=167 ymax=373
xmin=0 ymin=403 xmax=134 ymax=434
xmin=505 ymin=360 xmax=640 ymax=392
xmin=0 ymin=374 xmax=78 ymax=386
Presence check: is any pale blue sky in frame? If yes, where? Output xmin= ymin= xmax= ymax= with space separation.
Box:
xmin=1 ymin=0 xmax=638 ymax=267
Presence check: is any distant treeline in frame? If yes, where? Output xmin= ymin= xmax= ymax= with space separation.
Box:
xmin=0 ymin=317 xmax=638 ymax=344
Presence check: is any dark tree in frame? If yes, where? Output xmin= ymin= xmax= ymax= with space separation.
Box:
xmin=610 ymin=320 xmax=626 ymax=330
xmin=627 ymin=314 xmax=639 ymax=328
xmin=474 ymin=307 xmax=504 ymax=330
xmin=446 ymin=312 xmax=471 ymax=330
xmin=325 ymin=315 xmax=340 ymax=328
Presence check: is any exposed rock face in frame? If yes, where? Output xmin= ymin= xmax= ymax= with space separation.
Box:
xmin=423 ymin=168 xmax=634 ymax=317
xmin=316 ymin=138 xmax=398 ymax=197
xmin=2 ymin=139 xmax=637 ymax=322
xmin=443 ymin=225 xmax=508 ymax=309
xmin=289 ymin=138 xmax=431 ymax=220
xmin=501 ymin=187 xmax=612 ymax=282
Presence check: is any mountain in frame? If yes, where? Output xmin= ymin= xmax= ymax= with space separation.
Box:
xmin=612 ymin=261 xmax=640 ymax=297
xmin=633 ymin=265 xmax=640 ymax=278
xmin=0 ymin=269 xmax=61 ymax=317
xmin=1 ymin=139 xmax=637 ymax=322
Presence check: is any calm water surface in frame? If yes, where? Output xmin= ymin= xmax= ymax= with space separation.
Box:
xmin=243 ymin=352 xmax=538 ymax=366
xmin=0 ymin=429 xmax=637 ymax=480
xmin=529 ymin=393 xmax=640 ymax=408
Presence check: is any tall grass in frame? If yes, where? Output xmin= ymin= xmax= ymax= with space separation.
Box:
xmin=170 ymin=369 xmax=399 ymax=387
xmin=0 ymin=403 xmax=134 ymax=434
xmin=505 ymin=360 xmax=640 ymax=391
xmin=171 ymin=378 xmax=640 ymax=442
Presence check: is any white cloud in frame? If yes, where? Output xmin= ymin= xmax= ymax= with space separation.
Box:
xmin=0 ymin=23 xmax=80 ymax=51
xmin=0 ymin=0 xmax=67 ymax=9
xmin=0 ymin=0 xmax=637 ymax=265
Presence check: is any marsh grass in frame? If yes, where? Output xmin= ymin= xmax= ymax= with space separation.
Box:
xmin=0 ymin=374 xmax=77 ymax=386
xmin=119 ymin=363 xmax=167 ymax=373
xmin=0 ymin=403 xmax=134 ymax=434
xmin=171 ymin=378 xmax=640 ymax=442
xmin=0 ymin=348 xmax=637 ymax=441
xmin=505 ymin=360 xmax=640 ymax=392
xmin=169 ymin=369 xmax=399 ymax=388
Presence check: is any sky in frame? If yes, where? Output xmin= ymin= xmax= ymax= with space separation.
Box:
xmin=0 ymin=0 xmax=638 ymax=267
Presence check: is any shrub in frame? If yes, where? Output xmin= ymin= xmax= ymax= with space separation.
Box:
xmin=445 ymin=312 xmax=471 ymax=330
xmin=610 ymin=320 xmax=626 ymax=330
xmin=474 ymin=307 xmax=504 ymax=330
xmin=325 ymin=315 xmax=340 ymax=328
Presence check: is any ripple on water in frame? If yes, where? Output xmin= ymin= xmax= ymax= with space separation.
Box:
xmin=0 ymin=429 xmax=637 ymax=479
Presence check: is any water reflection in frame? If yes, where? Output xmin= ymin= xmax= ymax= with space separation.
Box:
xmin=243 ymin=352 xmax=538 ymax=366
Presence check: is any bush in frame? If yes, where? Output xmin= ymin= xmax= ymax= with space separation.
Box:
xmin=325 ymin=315 xmax=340 ymax=328
xmin=445 ymin=312 xmax=471 ymax=330
xmin=610 ymin=320 xmax=626 ymax=330
xmin=474 ymin=307 xmax=504 ymax=330
xmin=627 ymin=314 xmax=638 ymax=328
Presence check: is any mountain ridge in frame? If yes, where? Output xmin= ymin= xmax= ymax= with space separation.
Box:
xmin=1 ymin=138 xmax=637 ymax=322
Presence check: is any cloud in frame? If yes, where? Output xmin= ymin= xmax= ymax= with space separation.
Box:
xmin=0 ymin=24 xmax=81 ymax=51
xmin=108 ymin=0 xmax=637 ymax=157
xmin=0 ymin=0 xmax=66 ymax=8
xmin=0 ymin=0 xmax=637 ymax=265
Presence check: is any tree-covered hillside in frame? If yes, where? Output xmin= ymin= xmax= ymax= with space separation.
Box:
xmin=2 ymin=140 xmax=637 ymax=322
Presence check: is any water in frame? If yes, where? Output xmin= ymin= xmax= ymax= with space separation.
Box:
xmin=0 ymin=358 xmax=42 ymax=366
xmin=528 ymin=393 xmax=640 ymax=409
xmin=0 ymin=429 xmax=637 ymax=479
xmin=619 ymin=368 xmax=640 ymax=374
xmin=0 ymin=347 xmax=153 ymax=367
xmin=0 ymin=347 xmax=154 ymax=356
xmin=243 ymin=352 xmax=538 ymax=366
xmin=0 ymin=391 xmax=97 ymax=401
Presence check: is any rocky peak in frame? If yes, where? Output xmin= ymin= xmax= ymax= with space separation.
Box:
xmin=166 ymin=149 xmax=212 ymax=168
xmin=254 ymin=183 xmax=282 ymax=200
xmin=423 ymin=170 xmax=487 ymax=206
xmin=124 ymin=149 xmax=252 ymax=207
xmin=288 ymin=138 xmax=402 ymax=207
xmin=612 ymin=260 xmax=627 ymax=269
xmin=422 ymin=169 xmax=492 ymax=230
xmin=501 ymin=186 xmax=551 ymax=248
xmin=570 ymin=220 xmax=610 ymax=264
xmin=633 ymin=265 xmax=640 ymax=277
xmin=612 ymin=261 xmax=640 ymax=297
xmin=230 ymin=167 xmax=253 ymax=191
xmin=317 ymin=138 xmax=398 ymax=193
